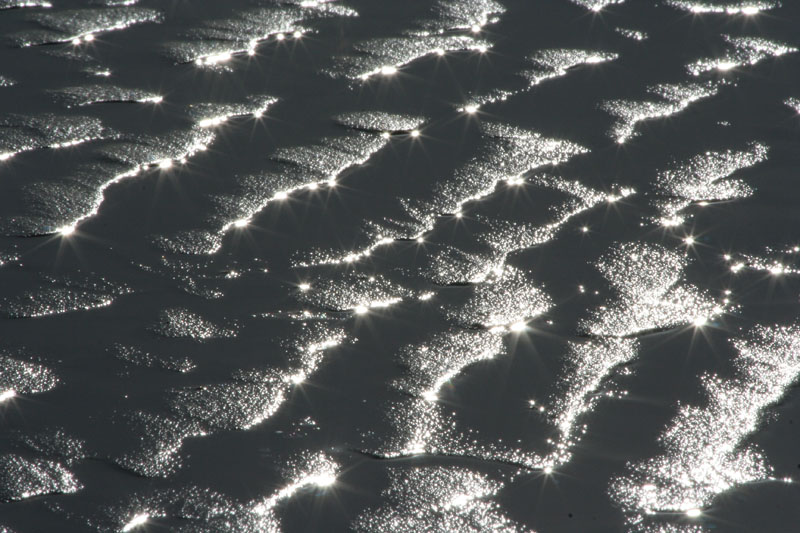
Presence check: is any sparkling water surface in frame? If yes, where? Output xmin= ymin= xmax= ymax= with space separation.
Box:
xmin=1 ymin=0 xmax=800 ymax=531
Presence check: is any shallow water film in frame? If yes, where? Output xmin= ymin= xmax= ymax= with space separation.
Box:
xmin=1 ymin=0 xmax=800 ymax=531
